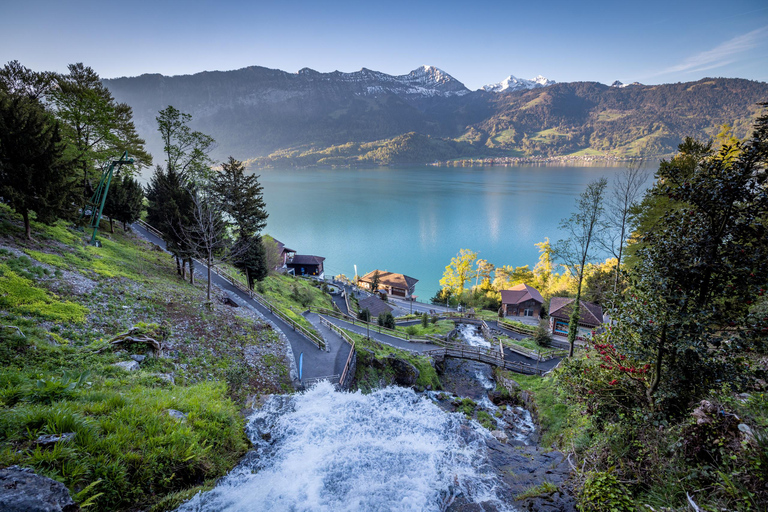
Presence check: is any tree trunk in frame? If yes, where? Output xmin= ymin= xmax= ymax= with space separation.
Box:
xmin=189 ymin=258 xmax=194 ymax=285
xmin=109 ymin=217 xmax=114 ymax=234
xmin=567 ymin=266 xmax=586 ymax=357
xmin=206 ymin=252 xmax=212 ymax=301
xmin=22 ymin=209 xmax=31 ymax=240
xmin=614 ymin=232 xmax=624 ymax=292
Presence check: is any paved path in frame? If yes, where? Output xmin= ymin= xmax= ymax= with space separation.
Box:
xmin=132 ymin=223 xmax=347 ymax=381
xmin=319 ymin=315 xmax=436 ymax=353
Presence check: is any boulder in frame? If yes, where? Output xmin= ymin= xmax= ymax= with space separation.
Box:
xmin=36 ymin=433 xmax=75 ymax=447
xmin=111 ymin=360 xmax=140 ymax=371
xmin=387 ymin=356 xmax=420 ymax=387
xmin=151 ymin=373 xmax=175 ymax=385
xmin=491 ymin=430 xmax=509 ymax=443
xmin=129 ymin=354 xmax=145 ymax=363
xmin=0 ymin=466 xmax=78 ymax=512
xmin=167 ymin=409 xmax=188 ymax=422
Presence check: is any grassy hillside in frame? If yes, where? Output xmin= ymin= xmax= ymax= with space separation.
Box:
xmin=0 ymin=204 xmax=293 ymax=510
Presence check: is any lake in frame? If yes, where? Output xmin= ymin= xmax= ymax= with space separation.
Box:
xmin=255 ymin=164 xmax=655 ymax=300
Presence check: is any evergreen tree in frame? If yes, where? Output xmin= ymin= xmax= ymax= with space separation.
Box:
xmin=0 ymin=90 xmax=75 ymax=239
xmin=103 ymin=174 xmax=144 ymax=232
xmin=210 ymin=156 xmax=269 ymax=287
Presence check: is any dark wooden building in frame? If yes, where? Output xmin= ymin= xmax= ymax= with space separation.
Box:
xmin=286 ymin=255 xmax=325 ymax=278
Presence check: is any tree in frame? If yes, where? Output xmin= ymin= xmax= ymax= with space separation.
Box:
xmin=439 ymin=249 xmax=477 ymax=299
xmin=358 ymin=308 xmax=371 ymax=322
xmin=182 ymin=188 xmax=227 ymax=302
xmin=474 ymin=259 xmax=495 ymax=289
xmin=211 ymin=156 xmax=268 ymax=287
xmin=0 ymin=90 xmax=75 ymax=239
xmin=614 ymin=110 xmax=768 ymax=407
xmin=553 ymin=178 xmax=607 ymax=356
xmin=261 ymin=235 xmax=282 ymax=272
xmin=369 ymin=270 xmax=381 ymax=293
xmin=145 ymin=165 xmax=196 ymax=281
xmin=51 ymin=63 xmax=150 ymax=203
xmin=493 ymin=265 xmax=535 ymax=291
xmin=0 ymin=60 xmax=55 ymax=100
xmin=378 ymin=311 xmax=395 ymax=329
xmin=156 ymin=106 xmax=214 ymax=180
xmin=598 ymin=163 xmax=649 ymax=292
xmin=103 ymin=174 xmax=143 ymax=232
xmin=533 ymin=238 xmax=555 ymax=293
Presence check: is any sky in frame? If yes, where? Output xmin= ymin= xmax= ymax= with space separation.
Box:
xmin=1 ymin=0 xmax=767 ymax=89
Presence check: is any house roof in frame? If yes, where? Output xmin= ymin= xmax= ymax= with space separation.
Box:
xmin=288 ymin=254 xmax=325 ymax=266
xmin=500 ymin=284 xmax=544 ymax=305
xmin=549 ymin=297 xmax=603 ymax=325
xmin=358 ymin=295 xmax=394 ymax=318
xmin=272 ymin=238 xmax=295 ymax=255
xmin=360 ymin=270 xmax=418 ymax=290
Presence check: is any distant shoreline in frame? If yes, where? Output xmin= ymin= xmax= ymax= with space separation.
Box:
xmin=429 ymin=154 xmax=667 ymax=167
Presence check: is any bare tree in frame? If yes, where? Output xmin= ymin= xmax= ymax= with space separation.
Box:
xmin=599 ymin=161 xmax=649 ymax=292
xmin=180 ymin=188 xmax=228 ymax=302
xmin=553 ymin=178 xmax=608 ymax=356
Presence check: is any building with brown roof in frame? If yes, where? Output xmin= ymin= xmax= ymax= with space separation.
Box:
xmin=357 ymin=295 xmax=394 ymax=318
xmin=500 ymin=284 xmax=544 ymax=318
xmin=548 ymin=297 xmax=603 ymax=340
xmin=286 ymin=255 xmax=325 ymax=278
xmin=358 ymin=270 xmax=418 ymax=298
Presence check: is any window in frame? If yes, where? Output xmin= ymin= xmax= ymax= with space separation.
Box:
xmin=524 ymin=308 xmax=533 ymax=317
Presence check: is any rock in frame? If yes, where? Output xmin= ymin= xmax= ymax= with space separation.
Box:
xmin=692 ymin=400 xmax=717 ymax=425
xmin=167 ymin=409 xmax=188 ymax=422
xmin=738 ymin=423 xmax=755 ymax=442
xmin=0 ymin=465 xmax=78 ymax=511
xmin=491 ymin=430 xmax=509 ymax=443
xmin=35 ymin=433 xmax=75 ymax=447
xmin=151 ymin=373 xmax=175 ymax=384
xmin=736 ymin=393 xmax=751 ymax=402
xmin=129 ymin=354 xmax=145 ymax=363
xmin=222 ymin=293 xmax=239 ymax=307
xmin=111 ymin=360 xmax=140 ymax=371
xmin=387 ymin=356 xmax=420 ymax=386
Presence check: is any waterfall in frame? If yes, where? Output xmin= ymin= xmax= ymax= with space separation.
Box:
xmin=177 ymin=382 xmax=514 ymax=512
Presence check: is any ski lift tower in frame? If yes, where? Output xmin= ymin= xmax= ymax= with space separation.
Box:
xmin=80 ymin=151 xmax=133 ymax=246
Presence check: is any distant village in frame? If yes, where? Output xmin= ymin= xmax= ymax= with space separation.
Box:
xmin=273 ymin=237 xmax=602 ymax=342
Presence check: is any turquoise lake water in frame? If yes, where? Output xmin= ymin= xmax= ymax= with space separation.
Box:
xmin=255 ymin=165 xmax=653 ymax=300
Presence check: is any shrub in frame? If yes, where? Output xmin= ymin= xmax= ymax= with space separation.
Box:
xmin=378 ymin=312 xmax=395 ymax=329
xmin=358 ymin=308 xmax=371 ymax=322
xmin=405 ymin=326 xmax=418 ymax=336
xmin=421 ymin=313 xmax=428 ymax=328
xmin=534 ymin=322 xmax=552 ymax=348
xmin=578 ymin=469 xmax=635 ymax=512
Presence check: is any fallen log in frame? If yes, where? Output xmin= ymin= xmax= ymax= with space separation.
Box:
xmin=95 ymin=326 xmax=163 ymax=357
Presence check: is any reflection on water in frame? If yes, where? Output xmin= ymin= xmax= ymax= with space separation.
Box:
xmin=256 ymin=165 xmax=653 ymax=298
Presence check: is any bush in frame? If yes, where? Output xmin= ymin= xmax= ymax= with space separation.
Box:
xmin=578 ymin=469 xmax=635 ymax=512
xmin=405 ymin=326 xmax=418 ymax=336
xmin=377 ymin=312 xmax=395 ymax=329
xmin=358 ymin=308 xmax=371 ymax=322
xmin=534 ymin=322 xmax=552 ymax=348
xmin=421 ymin=313 xmax=428 ymax=328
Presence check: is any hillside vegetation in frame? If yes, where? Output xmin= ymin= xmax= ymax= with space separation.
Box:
xmin=0 ymin=205 xmax=294 ymax=510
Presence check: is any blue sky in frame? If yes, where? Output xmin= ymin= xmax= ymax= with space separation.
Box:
xmin=1 ymin=0 xmax=766 ymax=89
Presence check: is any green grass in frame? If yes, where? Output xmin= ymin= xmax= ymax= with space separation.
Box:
xmin=394 ymin=320 xmax=454 ymax=337
xmin=516 ymin=481 xmax=558 ymax=500
xmin=0 ymin=206 xmax=291 ymax=510
xmin=346 ymin=330 xmax=441 ymax=391
xmin=501 ymin=370 xmax=585 ymax=449
xmin=500 ymin=336 xmax=542 ymax=353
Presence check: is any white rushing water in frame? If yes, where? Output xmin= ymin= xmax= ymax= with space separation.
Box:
xmin=178 ymin=382 xmax=513 ymax=512
xmin=457 ymin=323 xmax=491 ymax=348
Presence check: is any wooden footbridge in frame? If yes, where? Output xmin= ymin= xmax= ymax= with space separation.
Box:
xmin=423 ymin=342 xmax=547 ymax=376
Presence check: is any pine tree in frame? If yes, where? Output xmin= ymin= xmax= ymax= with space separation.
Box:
xmin=103 ymin=174 xmax=144 ymax=232
xmin=211 ymin=156 xmax=269 ymax=288
xmin=0 ymin=91 xmax=75 ymax=239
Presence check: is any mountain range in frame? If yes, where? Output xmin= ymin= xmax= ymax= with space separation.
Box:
xmin=103 ymin=65 xmax=768 ymax=166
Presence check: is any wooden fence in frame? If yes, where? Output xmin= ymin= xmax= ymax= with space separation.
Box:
xmin=135 ymin=220 xmax=326 ymax=350
xmin=319 ymin=317 xmax=357 ymax=389
xmin=312 ymin=307 xmax=442 ymax=344
xmin=423 ymin=342 xmax=545 ymax=376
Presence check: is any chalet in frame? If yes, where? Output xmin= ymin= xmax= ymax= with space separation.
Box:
xmin=500 ymin=284 xmax=544 ymax=318
xmin=358 ymin=270 xmax=418 ymax=298
xmin=271 ymin=238 xmax=296 ymax=268
xmin=548 ymin=298 xmax=603 ymax=340
xmin=286 ymin=255 xmax=325 ymax=278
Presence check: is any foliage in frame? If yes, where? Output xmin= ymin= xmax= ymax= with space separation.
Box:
xmin=103 ymin=173 xmax=144 ymax=232
xmin=155 ymin=106 xmax=214 ymax=180
xmin=358 ymin=308 xmax=371 ymax=322
xmin=439 ymin=249 xmax=477 ymax=298
xmin=0 ymin=83 xmax=76 ymax=238
xmin=421 ymin=313 xmax=428 ymax=328
xmin=553 ymin=178 xmax=607 ymax=355
xmin=533 ymin=322 xmax=553 ymax=348
xmin=377 ymin=311 xmax=395 ymax=329
xmin=578 ymin=470 xmax=635 ymax=512
xmin=516 ymin=481 xmax=558 ymax=500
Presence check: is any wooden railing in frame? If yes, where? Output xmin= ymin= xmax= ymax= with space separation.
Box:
xmin=211 ymin=263 xmax=326 ymax=350
xmin=497 ymin=318 xmax=537 ymax=336
xmin=135 ymin=220 xmax=326 ymax=351
xmin=319 ymin=317 xmax=356 ymax=388
xmin=423 ymin=342 xmax=545 ymax=376
xmin=312 ymin=307 xmax=441 ymax=344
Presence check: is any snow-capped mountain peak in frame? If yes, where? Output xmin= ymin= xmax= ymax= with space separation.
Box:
xmin=481 ymin=74 xmax=555 ymax=93
xmin=611 ymin=80 xmax=643 ymax=88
